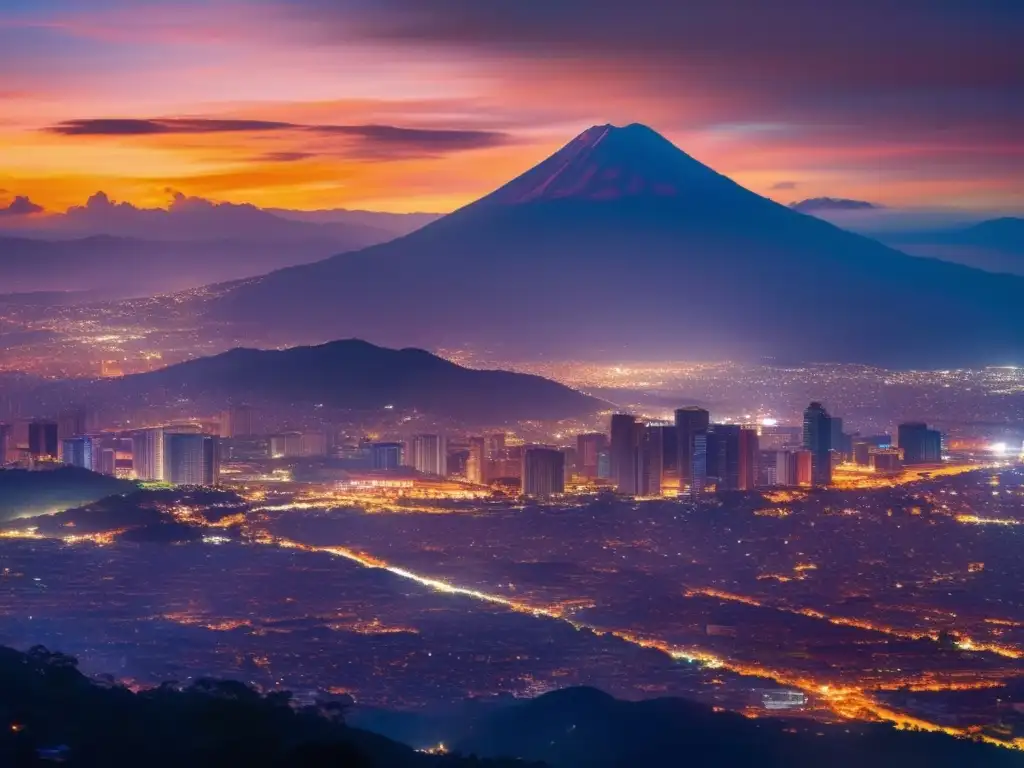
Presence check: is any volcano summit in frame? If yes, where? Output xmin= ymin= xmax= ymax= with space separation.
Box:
xmin=209 ymin=124 xmax=1024 ymax=367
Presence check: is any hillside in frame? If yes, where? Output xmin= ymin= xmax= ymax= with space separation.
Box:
xmin=93 ymin=339 xmax=601 ymax=422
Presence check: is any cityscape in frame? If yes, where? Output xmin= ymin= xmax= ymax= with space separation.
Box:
xmin=2 ymin=2 xmax=1024 ymax=766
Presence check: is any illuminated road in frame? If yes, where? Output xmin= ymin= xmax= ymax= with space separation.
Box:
xmin=264 ymin=533 xmax=1024 ymax=751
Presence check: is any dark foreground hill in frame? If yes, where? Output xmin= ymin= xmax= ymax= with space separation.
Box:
xmin=206 ymin=123 xmax=1024 ymax=368
xmin=92 ymin=339 xmax=601 ymax=422
xmin=454 ymin=687 xmax=1023 ymax=768
xmin=0 ymin=467 xmax=136 ymax=524
xmin=0 ymin=645 xmax=534 ymax=768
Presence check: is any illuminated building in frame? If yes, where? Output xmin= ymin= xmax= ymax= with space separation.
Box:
xmin=802 ymin=402 xmax=834 ymax=487
xmin=576 ymin=433 xmax=608 ymax=479
xmin=28 ymin=420 xmax=58 ymax=460
xmin=641 ymin=422 xmax=675 ymax=496
xmin=57 ymin=407 xmax=88 ymax=441
xmin=99 ymin=447 xmax=116 ymax=476
xmin=690 ymin=432 xmax=708 ymax=498
xmin=132 ymin=428 xmax=166 ymax=481
xmin=269 ymin=432 xmax=327 ymax=459
xmin=870 ymin=447 xmax=903 ymax=473
xmin=610 ymin=414 xmax=642 ymax=495
xmin=675 ymin=407 xmax=710 ymax=497
xmin=853 ymin=434 xmax=891 ymax=466
xmin=371 ymin=442 xmax=404 ymax=471
xmin=467 ymin=437 xmax=486 ymax=484
xmin=765 ymin=448 xmax=811 ymax=486
xmin=165 ymin=433 xmax=219 ymax=486
xmin=597 ymin=448 xmax=611 ymax=480
xmin=521 ymin=447 xmax=565 ymax=499
xmin=830 ymin=417 xmax=852 ymax=461
xmin=485 ymin=433 xmax=506 ymax=463
xmin=60 ymin=437 xmax=94 ymax=470
xmin=898 ymin=422 xmax=943 ymax=465
xmin=410 ymin=434 xmax=447 ymax=477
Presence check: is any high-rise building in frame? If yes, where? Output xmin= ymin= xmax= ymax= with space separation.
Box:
xmin=638 ymin=423 xmax=663 ymax=495
xmin=576 ymin=433 xmax=608 ymax=479
xmin=690 ymin=431 xmax=709 ymax=499
xmin=165 ymin=434 xmax=219 ymax=486
xmin=269 ymin=432 xmax=327 ymax=458
xmin=60 ymin=437 xmax=94 ymax=470
xmin=802 ymin=402 xmax=834 ymax=487
xmin=485 ymin=434 xmax=506 ymax=462
xmin=0 ymin=423 xmax=10 ymax=465
xmin=521 ymin=447 xmax=566 ymax=499
xmin=897 ymin=422 xmax=943 ymax=465
xmin=467 ymin=436 xmax=486 ymax=484
xmin=371 ymin=442 xmax=404 ymax=470
xmin=132 ymin=428 xmax=166 ymax=481
xmin=28 ymin=421 xmax=59 ymax=460
xmin=57 ymin=407 xmax=89 ymax=441
xmin=410 ymin=434 xmax=447 ymax=476
xmin=705 ymin=424 xmax=757 ymax=491
xmin=610 ymin=414 xmax=642 ymax=495
xmin=675 ymin=407 xmax=710 ymax=497
xmin=853 ymin=434 xmax=891 ymax=466
xmin=765 ymin=448 xmax=812 ymax=486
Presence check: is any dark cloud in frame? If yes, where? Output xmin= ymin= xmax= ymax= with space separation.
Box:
xmin=48 ymin=118 xmax=296 ymax=136
xmin=770 ymin=181 xmax=798 ymax=191
xmin=45 ymin=118 xmax=510 ymax=158
xmin=0 ymin=195 xmax=44 ymax=216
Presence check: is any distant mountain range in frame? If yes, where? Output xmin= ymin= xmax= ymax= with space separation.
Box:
xmin=85 ymin=339 xmax=601 ymax=422
xmin=0 ymin=467 xmax=136 ymax=524
xmin=198 ymin=123 xmax=1024 ymax=367
xmin=879 ymin=217 xmax=1024 ymax=276
xmin=0 ymin=193 xmax=441 ymax=295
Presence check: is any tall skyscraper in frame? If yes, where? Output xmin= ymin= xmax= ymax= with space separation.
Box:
xmin=576 ymin=433 xmax=608 ymax=479
xmin=28 ymin=421 xmax=58 ymax=460
xmin=610 ymin=414 xmax=642 ymax=495
xmin=521 ymin=447 xmax=566 ymax=500
xmin=371 ymin=442 xmax=404 ymax=470
xmin=802 ymin=402 xmax=834 ymax=487
xmin=705 ymin=424 xmax=758 ymax=492
xmin=60 ymin=437 xmax=94 ymax=470
xmin=640 ymin=422 xmax=675 ymax=496
xmin=165 ymin=434 xmax=219 ymax=486
xmin=410 ymin=434 xmax=447 ymax=476
xmin=467 ymin=436 xmax=486 ymax=484
xmin=675 ymin=407 xmax=710 ymax=497
xmin=132 ymin=428 xmax=166 ymax=481
xmin=898 ymin=422 xmax=943 ymax=465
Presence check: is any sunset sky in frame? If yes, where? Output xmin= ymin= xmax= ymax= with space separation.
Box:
xmin=2 ymin=0 xmax=1022 ymax=214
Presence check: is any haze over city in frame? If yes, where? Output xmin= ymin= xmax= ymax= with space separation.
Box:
xmin=2 ymin=2 xmax=1024 ymax=767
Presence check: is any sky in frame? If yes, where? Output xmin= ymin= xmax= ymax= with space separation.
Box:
xmin=1 ymin=0 xmax=1022 ymax=215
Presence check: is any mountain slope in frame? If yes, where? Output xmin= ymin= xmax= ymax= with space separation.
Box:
xmin=94 ymin=339 xmax=600 ymax=422
xmin=208 ymin=124 xmax=1024 ymax=367
xmin=454 ymin=687 xmax=1022 ymax=768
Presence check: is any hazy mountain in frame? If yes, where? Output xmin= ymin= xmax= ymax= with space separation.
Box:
xmin=0 ymin=234 xmax=352 ymax=295
xmin=880 ymin=217 xmax=1024 ymax=276
xmin=790 ymin=197 xmax=880 ymax=213
xmin=205 ymin=123 xmax=1024 ymax=367
xmin=0 ymin=194 xmax=441 ymax=293
xmin=90 ymin=339 xmax=600 ymax=422
xmin=453 ymin=687 xmax=1021 ymax=768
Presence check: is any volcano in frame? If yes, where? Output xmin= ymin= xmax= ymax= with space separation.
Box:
xmin=210 ymin=124 xmax=1024 ymax=367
